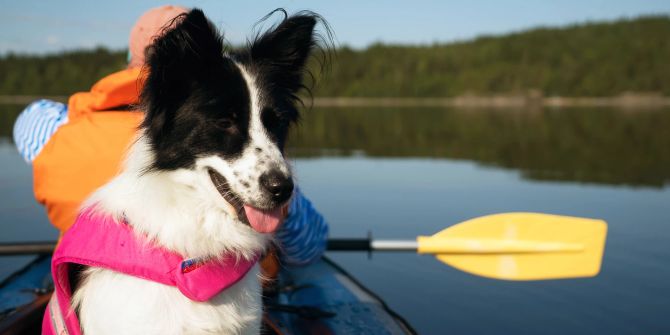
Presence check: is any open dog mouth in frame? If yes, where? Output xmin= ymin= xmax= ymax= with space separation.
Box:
xmin=208 ymin=168 xmax=248 ymax=223
xmin=207 ymin=168 xmax=284 ymax=233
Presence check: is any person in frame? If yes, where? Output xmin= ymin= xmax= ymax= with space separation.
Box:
xmin=13 ymin=5 xmax=328 ymax=266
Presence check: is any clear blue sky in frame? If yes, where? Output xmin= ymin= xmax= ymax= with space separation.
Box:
xmin=1 ymin=0 xmax=669 ymax=54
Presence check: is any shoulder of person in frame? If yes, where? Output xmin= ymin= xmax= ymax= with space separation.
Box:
xmin=13 ymin=99 xmax=69 ymax=163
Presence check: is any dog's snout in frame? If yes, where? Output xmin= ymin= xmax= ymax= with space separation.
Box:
xmin=259 ymin=170 xmax=293 ymax=204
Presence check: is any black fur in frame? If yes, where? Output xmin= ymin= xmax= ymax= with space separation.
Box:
xmin=236 ymin=10 xmax=319 ymax=150
xmin=140 ymin=8 xmax=324 ymax=171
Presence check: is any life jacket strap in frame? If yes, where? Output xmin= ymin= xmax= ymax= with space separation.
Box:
xmin=47 ymin=293 xmax=69 ymax=335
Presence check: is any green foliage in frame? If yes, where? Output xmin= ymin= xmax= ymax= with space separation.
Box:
xmin=0 ymin=48 xmax=126 ymax=95
xmin=0 ymin=16 xmax=668 ymax=97
xmin=311 ymin=16 xmax=670 ymax=97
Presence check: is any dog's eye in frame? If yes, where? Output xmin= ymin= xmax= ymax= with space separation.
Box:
xmin=215 ymin=118 xmax=235 ymax=130
xmin=262 ymin=107 xmax=289 ymax=129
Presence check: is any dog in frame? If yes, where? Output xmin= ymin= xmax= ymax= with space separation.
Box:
xmin=68 ymin=9 xmax=324 ymax=334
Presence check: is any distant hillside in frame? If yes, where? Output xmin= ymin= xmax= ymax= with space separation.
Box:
xmin=1 ymin=16 xmax=669 ymax=97
xmin=314 ymin=16 xmax=670 ymax=97
xmin=0 ymin=48 xmax=126 ymax=96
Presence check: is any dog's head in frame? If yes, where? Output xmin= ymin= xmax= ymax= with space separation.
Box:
xmin=140 ymin=9 xmax=322 ymax=234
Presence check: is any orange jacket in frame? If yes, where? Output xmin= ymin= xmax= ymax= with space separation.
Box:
xmin=33 ymin=68 xmax=144 ymax=233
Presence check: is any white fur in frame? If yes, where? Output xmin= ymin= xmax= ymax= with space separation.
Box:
xmin=73 ymin=264 xmax=262 ymax=335
xmin=72 ymin=65 xmax=288 ymax=334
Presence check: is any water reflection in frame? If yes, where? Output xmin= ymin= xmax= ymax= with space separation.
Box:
xmin=287 ymin=107 xmax=670 ymax=188
xmin=1 ymin=104 xmax=668 ymax=187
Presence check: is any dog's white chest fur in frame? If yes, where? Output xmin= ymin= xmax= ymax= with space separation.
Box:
xmin=74 ymin=265 xmax=262 ymax=335
xmin=70 ymin=136 xmax=271 ymax=334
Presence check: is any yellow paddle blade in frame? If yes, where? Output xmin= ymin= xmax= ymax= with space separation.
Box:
xmin=417 ymin=213 xmax=607 ymax=280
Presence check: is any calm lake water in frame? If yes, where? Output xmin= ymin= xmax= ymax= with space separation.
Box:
xmin=1 ymin=104 xmax=669 ymax=334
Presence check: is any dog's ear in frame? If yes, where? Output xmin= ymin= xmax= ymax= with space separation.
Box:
xmin=250 ymin=12 xmax=318 ymax=93
xmin=141 ymin=8 xmax=223 ymax=143
xmin=144 ymin=8 xmax=223 ymax=77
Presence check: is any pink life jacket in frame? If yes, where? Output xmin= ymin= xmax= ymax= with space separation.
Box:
xmin=42 ymin=208 xmax=259 ymax=335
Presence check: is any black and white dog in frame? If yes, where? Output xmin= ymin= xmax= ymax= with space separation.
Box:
xmin=72 ymin=9 xmax=324 ymax=334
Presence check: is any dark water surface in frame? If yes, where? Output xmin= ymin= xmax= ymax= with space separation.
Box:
xmin=1 ymin=105 xmax=669 ymax=334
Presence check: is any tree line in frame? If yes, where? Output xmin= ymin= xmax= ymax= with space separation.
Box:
xmin=1 ymin=15 xmax=669 ymax=97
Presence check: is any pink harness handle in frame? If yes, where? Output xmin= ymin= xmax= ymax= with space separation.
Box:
xmin=43 ymin=208 xmax=259 ymax=335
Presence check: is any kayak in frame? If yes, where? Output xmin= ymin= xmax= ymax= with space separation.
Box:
xmin=0 ymin=255 xmax=51 ymax=335
xmin=0 ymin=255 xmax=415 ymax=335
xmin=264 ymin=257 xmax=415 ymax=334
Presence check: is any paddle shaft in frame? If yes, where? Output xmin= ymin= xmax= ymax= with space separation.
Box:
xmin=0 ymin=237 xmax=585 ymax=255
xmin=327 ymin=239 xmax=417 ymax=251
xmin=0 ymin=239 xmax=415 ymax=256
xmin=0 ymin=241 xmax=56 ymax=255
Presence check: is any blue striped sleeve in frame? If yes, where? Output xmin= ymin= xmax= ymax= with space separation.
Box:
xmin=13 ymin=99 xmax=69 ymax=163
xmin=275 ymin=187 xmax=329 ymax=266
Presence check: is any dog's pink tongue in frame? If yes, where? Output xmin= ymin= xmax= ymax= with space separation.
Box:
xmin=243 ymin=205 xmax=283 ymax=233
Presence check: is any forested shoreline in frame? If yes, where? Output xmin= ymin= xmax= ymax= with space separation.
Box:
xmin=1 ymin=16 xmax=668 ymax=97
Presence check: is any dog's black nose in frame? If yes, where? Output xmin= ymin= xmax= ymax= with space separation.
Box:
xmin=259 ymin=170 xmax=293 ymax=204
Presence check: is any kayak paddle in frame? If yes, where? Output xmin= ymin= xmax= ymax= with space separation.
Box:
xmin=328 ymin=212 xmax=607 ymax=281
xmin=0 ymin=212 xmax=607 ymax=281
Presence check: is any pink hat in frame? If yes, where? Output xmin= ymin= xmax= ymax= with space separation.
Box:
xmin=128 ymin=5 xmax=188 ymax=68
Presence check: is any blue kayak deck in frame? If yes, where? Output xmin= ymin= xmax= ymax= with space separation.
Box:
xmin=266 ymin=257 xmax=415 ymax=334
xmin=0 ymin=255 xmax=52 ymax=334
